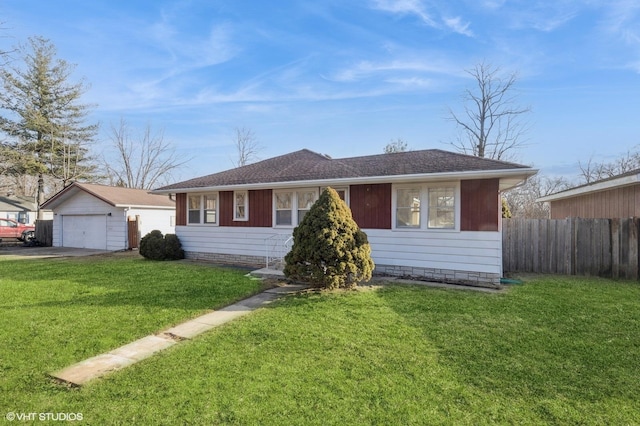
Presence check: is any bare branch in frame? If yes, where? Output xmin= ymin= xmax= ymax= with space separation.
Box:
xmin=447 ymin=60 xmax=530 ymax=160
xmin=103 ymin=119 xmax=190 ymax=189
xmin=232 ymin=127 xmax=262 ymax=167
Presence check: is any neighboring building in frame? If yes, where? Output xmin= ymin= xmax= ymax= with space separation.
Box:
xmin=0 ymin=194 xmax=39 ymax=225
xmin=41 ymin=182 xmax=175 ymax=250
xmin=538 ymin=169 xmax=640 ymax=219
xmin=155 ymin=149 xmax=536 ymax=287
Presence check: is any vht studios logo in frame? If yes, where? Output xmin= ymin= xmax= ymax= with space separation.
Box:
xmin=6 ymin=412 xmax=83 ymax=421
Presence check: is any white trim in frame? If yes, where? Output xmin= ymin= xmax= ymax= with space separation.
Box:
xmin=113 ymin=204 xmax=175 ymax=210
xmin=187 ymin=193 xmax=219 ymax=226
xmin=152 ymin=168 xmax=537 ymax=194
xmin=272 ymin=187 xmax=319 ymax=228
xmin=537 ymin=173 xmax=640 ymax=202
xmin=233 ymin=190 xmax=249 ymax=221
xmin=391 ymin=182 xmax=460 ymax=232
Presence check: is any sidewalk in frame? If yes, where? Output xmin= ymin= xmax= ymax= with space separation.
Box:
xmin=51 ymin=284 xmax=308 ymax=387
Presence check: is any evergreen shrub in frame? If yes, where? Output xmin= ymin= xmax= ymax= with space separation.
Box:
xmin=284 ymin=187 xmax=374 ymax=289
xmin=139 ymin=230 xmax=184 ymax=261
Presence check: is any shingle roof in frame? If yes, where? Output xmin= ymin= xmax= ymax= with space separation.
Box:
xmin=157 ymin=148 xmax=531 ymax=191
xmin=0 ymin=195 xmax=36 ymax=212
xmin=42 ymin=182 xmax=175 ymax=209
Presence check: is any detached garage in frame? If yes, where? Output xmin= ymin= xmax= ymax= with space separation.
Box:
xmin=41 ymin=182 xmax=175 ymax=251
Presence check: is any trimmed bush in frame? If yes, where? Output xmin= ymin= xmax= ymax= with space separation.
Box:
xmin=164 ymin=233 xmax=185 ymax=260
xmin=284 ymin=187 xmax=374 ymax=290
xmin=139 ymin=230 xmax=184 ymax=261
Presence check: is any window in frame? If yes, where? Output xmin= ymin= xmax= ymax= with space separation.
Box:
xmin=234 ymin=191 xmax=248 ymax=221
xmin=428 ymin=188 xmax=455 ymax=229
xmin=393 ymin=184 xmax=458 ymax=230
xmin=187 ymin=194 xmax=218 ymax=225
xmin=321 ymin=187 xmax=349 ymax=204
xmin=275 ymin=192 xmax=292 ymax=226
xmin=204 ymin=195 xmax=217 ymax=224
xmin=297 ymin=190 xmax=317 ymax=224
xmin=188 ymin=195 xmax=201 ymax=224
xmin=396 ymin=188 xmax=421 ymax=228
xmin=274 ymin=189 xmax=319 ymax=226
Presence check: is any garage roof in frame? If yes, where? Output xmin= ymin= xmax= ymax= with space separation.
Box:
xmin=42 ymin=182 xmax=175 ymax=210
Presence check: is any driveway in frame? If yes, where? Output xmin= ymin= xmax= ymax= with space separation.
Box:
xmin=0 ymin=246 xmax=113 ymax=259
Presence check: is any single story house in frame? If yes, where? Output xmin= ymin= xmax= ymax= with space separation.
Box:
xmin=154 ymin=149 xmax=537 ymax=287
xmin=41 ymin=182 xmax=175 ymax=250
xmin=538 ymin=168 xmax=640 ymax=219
xmin=0 ymin=194 xmax=41 ymax=225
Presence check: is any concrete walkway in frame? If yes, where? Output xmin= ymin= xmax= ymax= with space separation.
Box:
xmin=51 ymin=284 xmax=308 ymax=387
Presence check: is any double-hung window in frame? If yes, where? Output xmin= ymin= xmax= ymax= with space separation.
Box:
xmin=187 ymin=194 xmax=218 ymax=225
xmin=234 ymin=191 xmax=248 ymax=221
xmin=396 ymin=187 xmax=421 ymax=228
xmin=275 ymin=192 xmax=293 ymax=226
xmin=274 ymin=189 xmax=319 ymax=226
xmin=428 ymin=188 xmax=455 ymax=229
xmin=204 ymin=195 xmax=217 ymax=224
xmin=394 ymin=184 xmax=457 ymax=230
xmin=297 ymin=190 xmax=317 ymax=224
xmin=188 ymin=195 xmax=201 ymax=224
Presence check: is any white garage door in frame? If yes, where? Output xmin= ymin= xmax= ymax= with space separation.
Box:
xmin=62 ymin=215 xmax=107 ymax=249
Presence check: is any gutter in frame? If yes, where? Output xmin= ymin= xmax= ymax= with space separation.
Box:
xmin=537 ymin=173 xmax=640 ymax=203
xmin=152 ymin=168 xmax=538 ymax=194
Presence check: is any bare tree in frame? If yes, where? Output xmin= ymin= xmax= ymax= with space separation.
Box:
xmin=103 ymin=119 xmax=189 ymax=190
xmin=504 ymin=175 xmax=572 ymax=218
xmin=448 ymin=61 xmax=530 ymax=161
xmin=232 ymin=127 xmax=261 ymax=167
xmin=578 ymin=146 xmax=640 ymax=183
xmin=383 ymin=138 xmax=409 ymax=153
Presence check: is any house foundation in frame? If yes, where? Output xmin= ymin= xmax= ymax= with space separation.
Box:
xmin=185 ymin=251 xmax=501 ymax=289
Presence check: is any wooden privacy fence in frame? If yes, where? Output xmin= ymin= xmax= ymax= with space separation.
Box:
xmin=502 ymin=218 xmax=640 ymax=280
xmin=127 ymin=217 xmax=140 ymax=249
xmin=35 ymin=220 xmax=53 ymax=247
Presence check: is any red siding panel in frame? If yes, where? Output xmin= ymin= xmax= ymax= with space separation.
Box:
xmin=175 ymin=193 xmax=187 ymax=226
xmin=460 ymin=179 xmax=499 ymax=231
xmin=219 ymin=189 xmax=272 ymax=227
xmin=350 ymin=183 xmax=392 ymax=229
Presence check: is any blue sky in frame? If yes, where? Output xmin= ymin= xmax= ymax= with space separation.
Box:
xmin=2 ymin=0 xmax=640 ymax=184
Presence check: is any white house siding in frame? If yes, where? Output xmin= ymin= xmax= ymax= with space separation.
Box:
xmin=127 ymin=207 xmax=175 ymax=237
xmin=364 ymin=229 xmax=502 ymax=287
xmin=177 ymin=225 xmax=502 ymax=287
xmin=51 ymin=191 xmax=126 ymax=251
xmin=177 ymin=226 xmax=292 ymax=266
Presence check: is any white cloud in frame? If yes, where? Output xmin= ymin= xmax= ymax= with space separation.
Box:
xmin=370 ymin=0 xmax=437 ymax=27
xmin=370 ymin=0 xmax=474 ymax=37
xmin=443 ymin=16 xmax=473 ymax=37
xmin=328 ymin=58 xmax=462 ymax=83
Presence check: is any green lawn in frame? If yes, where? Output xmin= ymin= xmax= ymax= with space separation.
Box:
xmin=1 ymin=257 xmax=639 ymax=425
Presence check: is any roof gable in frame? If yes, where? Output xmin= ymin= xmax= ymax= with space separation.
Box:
xmin=157 ymin=148 xmax=534 ymax=192
xmin=42 ymin=183 xmax=175 ymax=209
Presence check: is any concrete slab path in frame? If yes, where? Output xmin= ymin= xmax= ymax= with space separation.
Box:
xmin=51 ymin=284 xmax=308 ymax=387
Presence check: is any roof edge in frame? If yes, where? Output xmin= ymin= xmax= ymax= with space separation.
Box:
xmin=537 ymin=173 xmax=640 ymax=202
xmin=153 ymin=168 xmax=538 ymax=194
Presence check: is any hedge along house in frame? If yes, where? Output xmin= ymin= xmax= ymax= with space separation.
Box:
xmin=154 ymin=149 xmax=537 ymax=287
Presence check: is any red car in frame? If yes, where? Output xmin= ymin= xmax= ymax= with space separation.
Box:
xmin=0 ymin=218 xmax=35 ymax=242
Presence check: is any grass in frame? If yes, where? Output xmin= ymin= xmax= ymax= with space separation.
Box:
xmin=1 ymin=258 xmax=639 ymax=424
xmin=0 ymin=253 xmax=263 ymax=414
